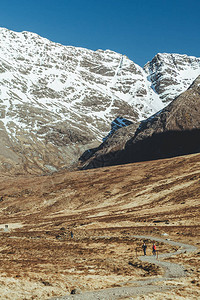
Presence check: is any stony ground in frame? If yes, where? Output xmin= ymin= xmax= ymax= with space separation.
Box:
xmin=0 ymin=153 xmax=199 ymax=299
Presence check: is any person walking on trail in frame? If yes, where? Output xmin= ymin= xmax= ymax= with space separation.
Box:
xmin=70 ymin=230 xmax=73 ymax=238
xmin=152 ymin=243 xmax=156 ymax=256
xmin=142 ymin=242 xmax=147 ymax=256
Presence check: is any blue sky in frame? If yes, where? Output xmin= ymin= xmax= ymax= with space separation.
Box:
xmin=0 ymin=0 xmax=199 ymax=66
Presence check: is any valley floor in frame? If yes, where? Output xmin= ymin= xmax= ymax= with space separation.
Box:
xmin=0 ymin=153 xmax=200 ymax=299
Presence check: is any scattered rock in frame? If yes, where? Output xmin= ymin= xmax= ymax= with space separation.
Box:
xmin=71 ymin=288 xmax=81 ymax=295
xmin=161 ymin=233 xmax=169 ymax=236
xmin=191 ymin=280 xmax=197 ymax=284
xmin=60 ymin=227 xmax=66 ymax=231
xmin=41 ymin=280 xmax=51 ymax=286
xmin=55 ymin=234 xmax=62 ymax=240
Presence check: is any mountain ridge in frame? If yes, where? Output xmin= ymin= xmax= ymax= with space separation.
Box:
xmin=80 ymin=75 xmax=200 ymax=169
xmin=0 ymin=27 xmax=200 ymax=173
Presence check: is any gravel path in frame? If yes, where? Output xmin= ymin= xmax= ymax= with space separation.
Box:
xmin=50 ymin=235 xmax=197 ymax=300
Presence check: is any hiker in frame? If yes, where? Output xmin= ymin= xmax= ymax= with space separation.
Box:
xmin=70 ymin=230 xmax=73 ymax=238
xmin=152 ymin=243 xmax=156 ymax=256
xmin=142 ymin=242 xmax=147 ymax=256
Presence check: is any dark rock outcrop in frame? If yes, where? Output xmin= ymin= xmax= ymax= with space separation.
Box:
xmin=79 ymin=117 xmax=138 ymax=168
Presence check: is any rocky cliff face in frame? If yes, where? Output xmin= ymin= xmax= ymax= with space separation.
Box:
xmin=81 ymin=75 xmax=200 ymax=169
xmin=0 ymin=27 xmax=200 ymax=173
xmin=144 ymin=53 xmax=200 ymax=103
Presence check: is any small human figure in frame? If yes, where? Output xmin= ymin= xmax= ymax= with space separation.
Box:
xmin=142 ymin=242 xmax=147 ymax=256
xmin=152 ymin=243 xmax=156 ymax=256
xmin=70 ymin=231 xmax=73 ymax=238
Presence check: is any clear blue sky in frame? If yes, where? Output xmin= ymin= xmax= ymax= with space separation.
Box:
xmin=0 ymin=0 xmax=199 ymax=66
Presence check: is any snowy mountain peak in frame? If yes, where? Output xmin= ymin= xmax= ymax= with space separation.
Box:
xmin=0 ymin=27 xmax=200 ymax=173
xmin=144 ymin=52 xmax=200 ymax=103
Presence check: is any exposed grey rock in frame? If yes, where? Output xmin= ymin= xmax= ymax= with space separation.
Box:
xmin=144 ymin=53 xmax=200 ymax=103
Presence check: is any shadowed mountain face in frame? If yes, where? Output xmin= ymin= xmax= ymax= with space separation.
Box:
xmin=79 ymin=117 xmax=138 ymax=165
xmin=81 ymin=75 xmax=200 ymax=169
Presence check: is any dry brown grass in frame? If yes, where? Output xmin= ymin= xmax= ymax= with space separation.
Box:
xmin=0 ymin=153 xmax=200 ymax=299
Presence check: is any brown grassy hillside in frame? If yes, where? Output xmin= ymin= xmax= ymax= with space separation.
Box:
xmin=0 ymin=153 xmax=199 ymax=299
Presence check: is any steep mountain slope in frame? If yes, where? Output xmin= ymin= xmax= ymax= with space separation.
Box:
xmin=81 ymin=75 xmax=200 ymax=169
xmin=79 ymin=117 xmax=138 ymax=164
xmin=0 ymin=28 xmax=160 ymax=174
xmin=0 ymin=27 xmax=200 ymax=173
xmin=144 ymin=53 xmax=200 ymax=103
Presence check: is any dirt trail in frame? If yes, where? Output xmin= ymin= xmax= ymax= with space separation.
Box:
xmin=133 ymin=235 xmax=197 ymax=279
xmin=50 ymin=235 xmax=197 ymax=300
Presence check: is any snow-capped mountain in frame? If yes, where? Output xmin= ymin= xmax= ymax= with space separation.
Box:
xmin=80 ymin=75 xmax=200 ymax=169
xmin=0 ymin=27 xmax=200 ymax=173
xmin=144 ymin=53 xmax=200 ymax=103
